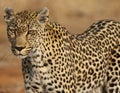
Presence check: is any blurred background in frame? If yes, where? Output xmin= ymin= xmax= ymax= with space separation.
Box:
xmin=0 ymin=0 xmax=120 ymax=93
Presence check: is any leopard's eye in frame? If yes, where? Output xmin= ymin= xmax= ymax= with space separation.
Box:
xmin=28 ymin=29 xmax=37 ymax=35
xmin=7 ymin=27 xmax=16 ymax=39
xmin=27 ymin=30 xmax=32 ymax=34
xmin=7 ymin=30 xmax=15 ymax=39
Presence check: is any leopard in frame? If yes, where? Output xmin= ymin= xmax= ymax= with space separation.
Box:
xmin=4 ymin=7 xmax=120 ymax=93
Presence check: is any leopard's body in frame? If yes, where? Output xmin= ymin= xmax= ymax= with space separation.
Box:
xmin=4 ymin=7 xmax=120 ymax=93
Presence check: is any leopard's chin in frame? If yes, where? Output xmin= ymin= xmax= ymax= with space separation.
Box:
xmin=18 ymin=55 xmax=28 ymax=59
xmin=13 ymin=52 xmax=28 ymax=59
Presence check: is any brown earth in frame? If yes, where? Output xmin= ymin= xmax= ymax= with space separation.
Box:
xmin=0 ymin=0 xmax=120 ymax=93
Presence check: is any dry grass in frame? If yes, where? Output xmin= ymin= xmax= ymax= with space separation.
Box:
xmin=0 ymin=0 xmax=120 ymax=93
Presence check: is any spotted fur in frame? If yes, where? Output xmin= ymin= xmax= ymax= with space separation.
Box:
xmin=4 ymin=7 xmax=120 ymax=93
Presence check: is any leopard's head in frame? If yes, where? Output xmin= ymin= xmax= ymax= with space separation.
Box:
xmin=4 ymin=7 xmax=49 ymax=58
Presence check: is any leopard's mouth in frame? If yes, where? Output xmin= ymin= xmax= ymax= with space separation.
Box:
xmin=11 ymin=47 xmax=32 ymax=59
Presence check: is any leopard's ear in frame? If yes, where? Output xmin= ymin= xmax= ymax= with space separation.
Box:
xmin=38 ymin=7 xmax=49 ymax=23
xmin=4 ymin=8 xmax=14 ymax=23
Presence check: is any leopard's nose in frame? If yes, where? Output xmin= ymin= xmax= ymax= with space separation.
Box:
xmin=15 ymin=46 xmax=25 ymax=51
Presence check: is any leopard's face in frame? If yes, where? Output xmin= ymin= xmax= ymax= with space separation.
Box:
xmin=7 ymin=21 xmax=31 ymax=58
xmin=4 ymin=7 xmax=49 ymax=58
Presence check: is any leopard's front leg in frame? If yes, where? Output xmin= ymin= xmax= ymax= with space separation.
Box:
xmin=22 ymin=59 xmax=44 ymax=93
